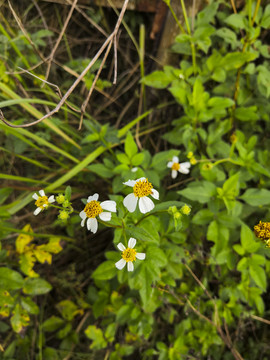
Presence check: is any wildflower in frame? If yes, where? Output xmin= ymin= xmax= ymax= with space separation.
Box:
xmin=79 ymin=193 xmax=116 ymax=234
xmin=254 ymin=221 xmax=270 ymax=241
xmin=187 ymin=152 xmax=193 ymax=159
xmin=181 ymin=204 xmax=191 ymax=215
xmin=167 ymin=156 xmax=191 ymax=179
xmin=32 ymin=190 xmax=55 ymax=216
xmin=190 ymin=156 xmax=197 ymax=165
xmin=115 ymin=238 xmax=145 ymax=272
xmin=56 ymin=194 xmax=65 ymax=204
xmin=123 ymin=177 xmax=159 ymax=214
xmin=58 ymin=210 xmax=70 ymax=221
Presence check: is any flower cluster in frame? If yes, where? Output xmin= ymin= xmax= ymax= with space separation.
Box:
xmin=32 ymin=151 xmax=196 ymax=272
xmin=254 ymin=221 xmax=270 ymax=247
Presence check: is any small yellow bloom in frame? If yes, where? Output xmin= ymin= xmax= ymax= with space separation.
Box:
xmin=115 ymin=238 xmax=145 ymax=272
xmin=190 ymin=157 xmax=197 ymax=165
xmin=32 ymin=190 xmax=55 ymax=216
xmin=181 ymin=204 xmax=191 ymax=215
xmin=254 ymin=221 xmax=270 ymax=240
xmin=187 ymin=152 xmax=193 ymax=159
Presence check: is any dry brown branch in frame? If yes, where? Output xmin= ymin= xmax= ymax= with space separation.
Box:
xmin=44 ymin=0 xmax=78 ymax=82
xmin=0 ymin=0 xmax=131 ymax=129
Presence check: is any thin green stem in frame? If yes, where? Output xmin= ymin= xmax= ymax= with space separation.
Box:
xmin=180 ymin=0 xmax=191 ymax=34
xmin=168 ymin=3 xmax=185 ymax=33
xmin=251 ymin=0 xmax=261 ymax=26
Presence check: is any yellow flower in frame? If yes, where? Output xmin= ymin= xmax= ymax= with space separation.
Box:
xmin=123 ymin=178 xmax=159 ymax=214
xmin=115 ymin=238 xmax=145 ymax=272
xmin=32 ymin=190 xmax=55 ymax=216
xmin=254 ymin=221 xmax=270 ymax=240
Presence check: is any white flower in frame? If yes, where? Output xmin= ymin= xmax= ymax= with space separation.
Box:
xmin=167 ymin=156 xmax=191 ymax=179
xmin=32 ymin=189 xmax=55 ymax=216
xmin=115 ymin=238 xmax=146 ymax=272
xmin=79 ymin=193 xmax=116 ymax=234
xmin=123 ymin=177 xmax=159 ymax=214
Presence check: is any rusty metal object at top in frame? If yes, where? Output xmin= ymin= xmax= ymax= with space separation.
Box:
xmin=92 ymin=0 xmax=158 ymax=12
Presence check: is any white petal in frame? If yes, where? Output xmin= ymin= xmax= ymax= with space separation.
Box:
xmin=172 ymin=170 xmax=178 ymax=179
xmin=131 ymin=167 xmax=138 ymax=172
xmin=167 ymin=161 xmax=173 ymax=168
xmin=172 ymin=156 xmax=179 ymax=163
xmin=81 ymin=218 xmax=86 ymax=227
xmin=115 ymin=258 xmax=126 ymax=270
xmin=32 ymin=193 xmax=39 ymax=200
xmin=123 ymin=180 xmax=136 ymax=187
xmin=179 ymin=163 xmax=190 ymax=174
xmin=139 ymin=196 xmax=154 ymax=214
xmin=43 ymin=204 xmax=48 ymax=208
xmin=136 ymin=177 xmax=146 ymax=182
xmin=136 ymin=252 xmax=146 ymax=260
xmin=39 ymin=190 xmax=45 ymax=197
xmin=181 ymin=161 xmax=191 ymax=168
xmin=34 ymin=207 xmax=41 ymax=216
xmin=87 ymin=218 xmax=98 ymax=233
xmin=123 ymin=193 xmax=138 ymax=213
xmin=127 ymin=262 xmax=134 ymax=272
xmin=87 ymin=193 xmax=99 ymax=202
xmin=117 ymin=243 xmax=126 ymax=251
xmin=151 ymin=189 xmax=159 ymax=200
xmin=79 ymin=210 xmax=86 ymax=220
xmin=99 ymin=212 xmax=111 ymax=221
xmin=100 ymin=200 xmax=116 ymax=212
xmin=48 ymin=195 xmax=55 ymax=203
xmin=128 ymin=238 xmax=136 ymax=248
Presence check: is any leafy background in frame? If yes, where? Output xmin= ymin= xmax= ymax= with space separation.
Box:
xmin=0 ymin=0 xmax=270 ymax=359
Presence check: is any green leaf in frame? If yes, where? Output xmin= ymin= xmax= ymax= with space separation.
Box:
xmin=249 ymin=265 xmax=266 ymax=290
xmin=241 ymin=224 xmax=260 ymax=253
xmin=237 ymin=257 xmax=248 ymax=271
xmin=178 ymin=181 xmax=216 ymax=204
xmin=240 ymin=188 xmax=270 ymax=206
xmin=215 ymin=28 xmax=238 ymax=45
xmin=85 ymin=325 xmax=107 ymax=350
xmin=21 ymin=297 xmax=39 ymax=315
xmin=125 ymin=132 xmax=138 ymax=158
xmin=225 ymin=14 xmax=245 ymax=29
xmin=192 ymin=209 xmax=213 ymax=225
xmin=235 ymin=107 xmax=259 ymax=121
xmin=65 ymin=186 xmax=71 ymax=201
xmin=148 ymin=246 xmax=167 ymax=268
xmin=132 ymin=153 xmax=144 ymax=166
xmin=56 ymin=300 xmax=82 ymax=321
xmin=42 ymin=316 xmax=65 ymax=332
xmin=142 ymin=71 xmax=173 ymax=89
xmin=19 ymin=252 xmax=39 ymax=278
xmin=92 ymin=261 xmax=117 ymax=281
xmin=0 ymin=267 xmax=24 ymax=290
xmin=38 ymin=237 xmax=62 ymax=254
xmin=208 ymin=97 xmax=234 ymax=108
xmin=233 ymin=244 xmax=245 ymax=256
xmin=126 ymin=226 xmax=159 ymax=244
xmin=23 ymin=278 xmax=52 ymax=295
xmin=221 ymin=52 xmax=258 ymax=70
xmin=116 ymin=153 xmax=130 ymax=165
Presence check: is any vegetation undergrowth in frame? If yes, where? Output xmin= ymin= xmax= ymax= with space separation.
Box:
xmin=0 ymin=0 xmax=270 ymax=359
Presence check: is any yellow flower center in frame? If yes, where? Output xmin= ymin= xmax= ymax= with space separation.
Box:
xmin=254 ymin=221 xmax=270 ymax=240
xmin=84 ymin=200 xmax=103 ymax=218
xmin=122 ymin=248 xmax=137 ymax=262
xmin=35 ymin=196 xmax=49 ymax=209
xmin=133 ymin=179 xmax=153 ymax=198
xmin=172 ymin=162 xmax=180 ymax=171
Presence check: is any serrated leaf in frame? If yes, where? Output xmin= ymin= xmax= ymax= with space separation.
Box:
xmin=20 ymin=252 xmax=39 ymax=278
xmin=132 ymin=153 xmax=144 ymax=166
xmin=240 ymin=188 xmax=270 ymax=206
xmin=178 ymin=181 xmax=216 ymax=204
xmin=116 ymin=153 xmax=130 ymax=165
xmin=126 ymin=226 xmax=158 ymax=244
xmin=142 ymin=71 xmax=173 ymax=89
xmin=148 ymin=246 xmax=167 ymax=267
xmin=57 ymin=300 xmax=83 ymax=321
xmin=33 ymin=249 xmax=52 ymax=264
xmin=38 ymin=237 xmax=62 ymax=254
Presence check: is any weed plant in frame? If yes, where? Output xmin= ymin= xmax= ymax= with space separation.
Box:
xmin=0 ymin=0 xmax=270 ymax=359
